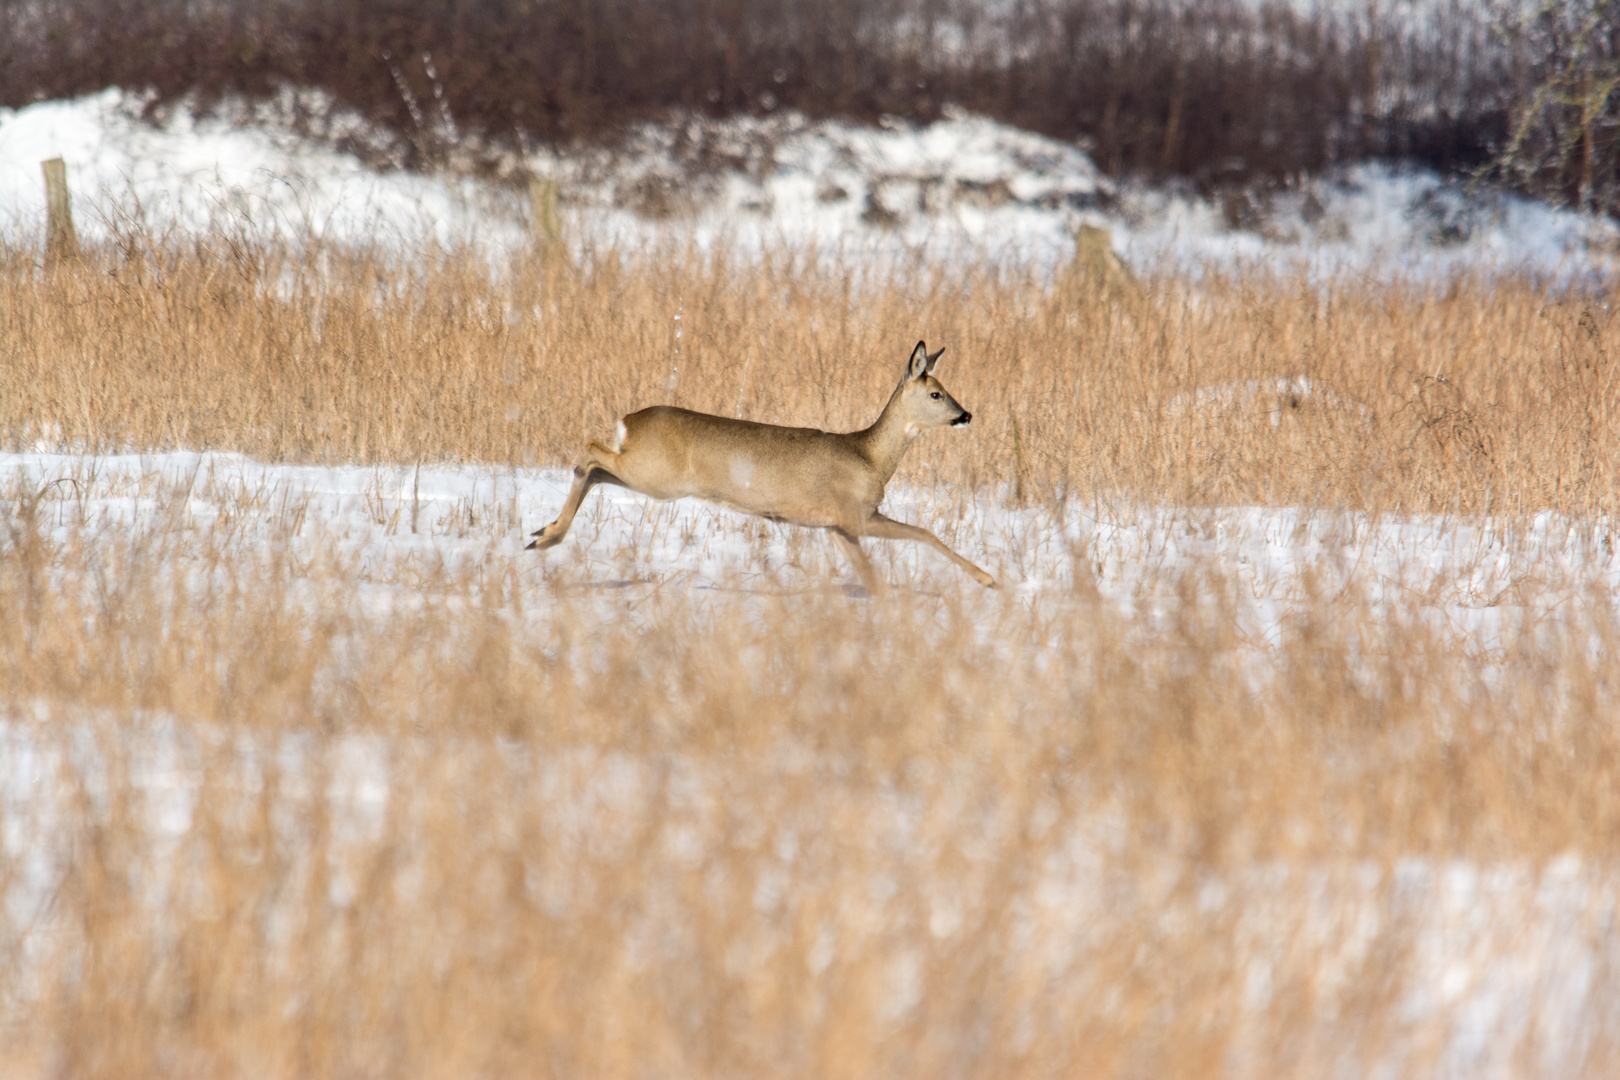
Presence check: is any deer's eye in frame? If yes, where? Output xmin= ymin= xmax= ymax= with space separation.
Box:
xmin=930 ymin=392 xmax=941 ymax=400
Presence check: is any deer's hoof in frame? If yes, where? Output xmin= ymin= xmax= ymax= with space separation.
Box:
xmin=527 ymin=524 xmax=564 ymax=551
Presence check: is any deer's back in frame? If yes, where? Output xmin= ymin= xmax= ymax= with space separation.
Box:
xmin=619 ymin=406 xmax=881 ymax=524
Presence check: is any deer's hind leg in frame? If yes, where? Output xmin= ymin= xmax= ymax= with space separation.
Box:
xmin=830 ymin=527 xmax=884 ymax=595
xmin=528 ymin=440 xmax=625 ymax=550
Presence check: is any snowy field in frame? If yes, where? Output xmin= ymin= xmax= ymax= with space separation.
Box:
xmin=4 ymin=450 xmax=1620 ymax=1073
xmin=2 ymin=88 xmax=1618 ymax=283
xmin=3 ymin=448 xmax=1617 ymax=638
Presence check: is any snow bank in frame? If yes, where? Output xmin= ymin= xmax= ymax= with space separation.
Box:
xmin=0 ymin=89 xmax=524 ymax=250
xmin=3 ymin=89 xmax=1616 ymax=282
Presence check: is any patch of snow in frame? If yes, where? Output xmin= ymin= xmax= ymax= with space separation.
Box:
xmin=1121 ymin=162 xmax=1620 ymax=285
xmin=1163 ymin=375 xmax=1373 ymax=427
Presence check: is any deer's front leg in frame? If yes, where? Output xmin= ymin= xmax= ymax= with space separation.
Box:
xmin=861 ymin=512 xmax=997 ymax=587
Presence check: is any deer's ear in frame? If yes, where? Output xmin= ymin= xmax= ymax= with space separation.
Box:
xmin=925 ymin=346 xmax=945 ymax=374
xmin=907 ymin=341 xmax=930 ymax=380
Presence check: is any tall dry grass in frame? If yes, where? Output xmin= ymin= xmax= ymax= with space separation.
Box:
xmin=2 ymin=235 xmax=1617 ymax=516
xmin=3 ymin=234 xmax=1620 ymax=1076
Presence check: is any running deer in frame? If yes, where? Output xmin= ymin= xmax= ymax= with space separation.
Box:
xmin=528 ymin=341 xmax=996 ymax=589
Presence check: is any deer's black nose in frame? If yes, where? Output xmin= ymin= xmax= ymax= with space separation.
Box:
xmin=952 ymin=411 xmax=973 ymax=426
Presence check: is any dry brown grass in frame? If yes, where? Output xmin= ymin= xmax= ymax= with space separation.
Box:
xmin=3 ymin=234 xmax=1620 ymax=1077
xmin=3 ymin=235 xmax=1617 ymax=516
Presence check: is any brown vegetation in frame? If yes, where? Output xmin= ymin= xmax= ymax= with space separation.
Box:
xmin=3 ymin=234 xmax=1620 ymax=1075
xmin=2 ymin=233 xmax=1617 ymax=516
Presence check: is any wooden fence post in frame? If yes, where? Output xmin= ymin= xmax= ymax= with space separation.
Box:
xmin=530 ymin=176 xmax=562 ymax=254
xmin=42 ymin=157 xmax=79 ymax=263
xmin=1070 ymin=224 xmax=1138 ymax=297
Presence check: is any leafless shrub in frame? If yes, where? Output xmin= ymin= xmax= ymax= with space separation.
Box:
xmin=0 ymin=0 xmax=1517 ymax=190
xmin=1487 ymin=0 xmax=1620 ymax=214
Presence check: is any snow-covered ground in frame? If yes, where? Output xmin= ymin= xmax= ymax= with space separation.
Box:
xmin=4 ymin=450 xmax=1620 ymax=1074
xmin=3 ymin=88 xmax=1617 ymax=283
xmin=3 ymin=449 xmax=1613 ymax=644
xmin=0 ymin=90 xmax=519 ymax=251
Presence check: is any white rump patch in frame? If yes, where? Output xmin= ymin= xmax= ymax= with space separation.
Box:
xmin=613 ymin=420 xmax=627 ymax=452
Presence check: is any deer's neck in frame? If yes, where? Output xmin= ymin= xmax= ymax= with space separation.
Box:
xmin=855 ymin=380 xmax=916 ymax=485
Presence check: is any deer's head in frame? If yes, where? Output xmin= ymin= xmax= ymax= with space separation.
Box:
xmin=898 ymin=341 xmax=972 ymax=436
